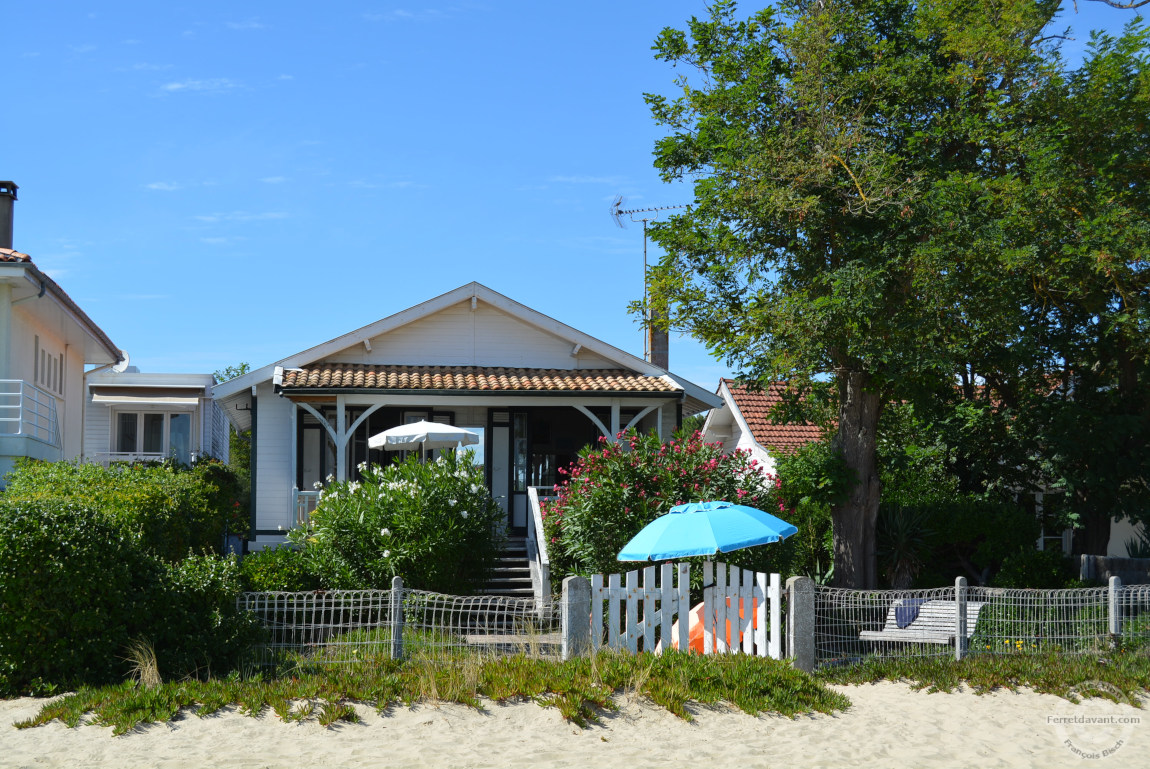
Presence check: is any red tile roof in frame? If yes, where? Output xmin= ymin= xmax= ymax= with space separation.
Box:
xmin=0 ymin=248 xmax=31 ymax=262
xmin=281 ymin=364 xmax=679 ymax=394
xmin=723 ymin=379 xmax=825 ymax=454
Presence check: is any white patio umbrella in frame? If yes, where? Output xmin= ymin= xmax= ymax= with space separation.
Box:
xmin=367 ymin=420 xmax=480 ymax=456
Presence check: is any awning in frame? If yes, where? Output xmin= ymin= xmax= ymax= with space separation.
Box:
xmin=91 ymin=393 xmax=200 ymax=407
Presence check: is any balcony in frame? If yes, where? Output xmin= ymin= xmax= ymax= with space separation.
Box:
xmin=0 ymin=379 xmax=62 ymax=464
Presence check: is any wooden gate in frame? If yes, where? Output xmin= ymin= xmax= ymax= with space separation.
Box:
xmin=589 ymin=561 xmax=782 ymax=659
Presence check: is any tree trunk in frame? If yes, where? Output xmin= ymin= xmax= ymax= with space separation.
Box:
xmin=831 ymin=369 xmax=883 ymax=589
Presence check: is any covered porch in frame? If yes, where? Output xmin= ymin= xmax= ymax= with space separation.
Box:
xmin=278 ymin=363 xmax=686 ymax=536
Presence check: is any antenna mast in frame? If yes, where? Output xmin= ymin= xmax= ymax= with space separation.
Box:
xmin=610 ymin=196 xmax=687 ymax=363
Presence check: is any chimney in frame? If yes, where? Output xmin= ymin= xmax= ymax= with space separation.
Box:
xmin=647 ymin=310 xmax=669 ymax=370
xmin=0 ymin=181 xmax=17 ymax=250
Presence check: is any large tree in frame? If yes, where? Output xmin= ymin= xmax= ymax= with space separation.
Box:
xmin=644 ymin=0 xmax=1147 ymax=585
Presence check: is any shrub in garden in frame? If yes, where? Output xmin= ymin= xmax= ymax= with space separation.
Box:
xmin=2 ymin=458 xmax=247 ymax=561
xmin=0 ymin=498 xmax=259 ymax=695
xmin=240 ymin=545 xmax=321 ymax=592
xmin=542 ymin=430 xmax=786 ymax=581
xmin=290 ymin=451 xmax=502 ymax=593
xmin=0 ymin=499 xmax=157 ymax=693
xmin=147 ymin=553 xmax=263 ymax=678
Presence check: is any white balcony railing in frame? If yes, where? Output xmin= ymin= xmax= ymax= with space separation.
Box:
xmin=90 ymin=451 xmax=204 ymax=467
xmin=0 ymin=379 xmax=61 ymax=448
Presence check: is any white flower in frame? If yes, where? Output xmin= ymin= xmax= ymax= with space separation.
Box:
xmin=326 ymin=474 xmax=334 ymax=483
xmin=460 ymin=511 xmax=469 ymax=519
xmin=470 ymin=484 xmax=481 ymax=494
xmin=357 ymin=461 xmax=367 ymax=472
xmin=383 ymin=549 xmax=391 ymax=558
xmin=380 ymin=528 xmax=390 ymax=537
xmin=312 ymin=481 xmax=323 ymax=490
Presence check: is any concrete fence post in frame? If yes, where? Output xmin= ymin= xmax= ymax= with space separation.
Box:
xmin=786 ymin=576 xmax=815 ymax=673
xmin=1109 ymin=576 xmax=1122 ymax=640
xmin=390 ymin=575 xmax=404 ymax=661
xmin=562 ymin=576 xmax=591 ymax=661
xmin=955 ymin=576 xmax=968 ymax=661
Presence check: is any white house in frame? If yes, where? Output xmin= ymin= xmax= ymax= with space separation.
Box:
xmin=701 ymin=379 xmax=824 ymax=476
xmin=213 ymin=282 xmax=721 ymax=551
xmin=0 ymin=182 xmax=127 ymax=484
xmin=83 ymin=368 xmax=231 ymax=466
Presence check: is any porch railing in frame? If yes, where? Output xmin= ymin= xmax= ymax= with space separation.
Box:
xmin=526 ymin=486 xmax=556 ymax=614
xmin=294 ymin=488 xmax=320 ymax=528
xmin=0 ymin=379 xmax=60 ymax=448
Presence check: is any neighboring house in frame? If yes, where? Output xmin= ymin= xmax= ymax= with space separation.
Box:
xmin=213 ymin=282 xmax=721 ymax=551
xmin=0 ymin=182 xmax=127 ymax=485
xmin=83 ymin=368 xmax=230 ymax=466
xmin=701 ymin=378 xmax=824 ymax=476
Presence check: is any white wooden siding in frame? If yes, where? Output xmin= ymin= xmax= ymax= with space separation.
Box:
xmin=83 ymin=388 xmax=112 ymax=458
xmin=254 ymin=381 xmax=294 ymax=533
xmin=328 ymin=301 xmax=616 ymax=370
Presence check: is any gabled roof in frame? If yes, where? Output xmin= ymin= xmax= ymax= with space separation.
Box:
xmin=717 ymin=379 xmax=824 ymax=454
xmin=215 ymin=282 xmax=721 ymax=424
xmin=0 ymin=248 xmax=123 ymax=365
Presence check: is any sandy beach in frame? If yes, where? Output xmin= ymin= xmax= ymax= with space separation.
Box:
xmin=1 ymin=682 xmax=1145 ymax=768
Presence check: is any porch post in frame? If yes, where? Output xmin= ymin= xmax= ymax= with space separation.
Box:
xmin=289 ymin=401 xmax=298 ymax=492
xmin=609 ymin=399 xmax=620 ymax=441
xmin=335 ymin=395 xmax=347 ymax=481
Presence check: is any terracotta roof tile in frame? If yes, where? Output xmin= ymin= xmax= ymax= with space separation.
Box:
xmin=281 ymin=364 xmax=678 ymax=394
xmin=723 ymin=379 xmax=825 ymax=454
xmin=0 ymin=248 xmax=31 ymax=262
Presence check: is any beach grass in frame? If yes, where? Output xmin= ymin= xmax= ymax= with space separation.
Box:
xmin=818 ymin=649 xmax=1150 ymax=703
xmin=12 ymin=650 xmax=849 ymax=735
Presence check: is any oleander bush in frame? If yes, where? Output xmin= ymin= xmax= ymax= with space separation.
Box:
xmin=290 ymin=451 xmax=502 ymax=593
xmin=542 ymin=430 xmax=786 ymax=581
xmin=2 ymin=458 xmax=248 ymax=561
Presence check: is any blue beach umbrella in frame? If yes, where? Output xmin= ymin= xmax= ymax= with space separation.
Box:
xmin=617 ymin=501 xmax=798 ymax=561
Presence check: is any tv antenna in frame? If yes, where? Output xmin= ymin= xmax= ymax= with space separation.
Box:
xmin=610 ymin=196 xmax=688 ymax=361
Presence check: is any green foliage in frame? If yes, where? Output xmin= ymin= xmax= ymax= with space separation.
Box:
xmin=291 ymin=452 xmax=502 ymax=593
xmin=818 ymin=650 xmax=1150 ymax=704
xmin=768 ymin=440 xmax=846 ymax=582
xmin=149 ymin=553 xmax=264 ymax=678
xmin=992 ymin=549 xmax=1077 ymax=590
xmin=543 ymin=430 xmax=785 ymax=582
xmin=0 ymin=499 xmax=157 ymax=691
xmin=240 ymin=545 xmax=321 ymax=592
xmin=642 ymin=0 xmax=1150 ymax=578
xmin=0 ymin=499 xmax=257 ymax=694
xmin=17 ymin=650 xmax=850 ymax=735
xmin=3 ymin=458 xmax=248 ymax=559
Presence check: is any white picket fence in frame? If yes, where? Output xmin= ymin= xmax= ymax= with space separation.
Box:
xmin=589 ymin=561 xmax=782 ymax=659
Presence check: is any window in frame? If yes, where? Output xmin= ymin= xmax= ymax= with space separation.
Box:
xmin=115 ymin=411 xmax=193 ymax=464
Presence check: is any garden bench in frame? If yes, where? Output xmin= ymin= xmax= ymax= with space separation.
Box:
xmin=859 ymin=599 xmax=985 ymax=645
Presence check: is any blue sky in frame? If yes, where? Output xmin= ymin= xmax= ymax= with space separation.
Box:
xmin=5 ymin=2 xmax=1139 ymax=388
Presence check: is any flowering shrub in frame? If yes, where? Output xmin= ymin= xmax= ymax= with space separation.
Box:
xmin=290 ymin=452 xmax=502 ymax=593
xmin=542 ymin=430 xmax=787 ymax=581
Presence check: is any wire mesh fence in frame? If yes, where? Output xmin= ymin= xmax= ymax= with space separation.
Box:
xmin=1119 ymin=584 xmax=1150 ymax=649
xmin=814 ymin=585 xmax=959 ymax=666
xmin=238 ymin=588 xmax=561 ymax=672
xmin=813 ymin=580 xmax=1150 ymax=668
